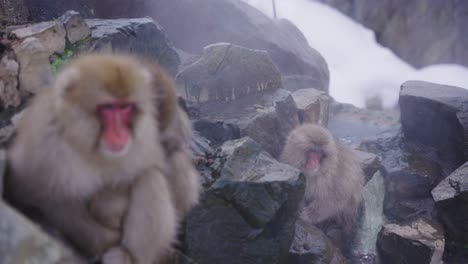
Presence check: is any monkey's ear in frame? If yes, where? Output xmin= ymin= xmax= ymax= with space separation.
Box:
xmin=149 ymin=65 xmax=178 ymax=131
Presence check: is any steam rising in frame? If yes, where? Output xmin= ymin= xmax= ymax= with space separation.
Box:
xmin=243 ymin=0 xmax=468 ymax=108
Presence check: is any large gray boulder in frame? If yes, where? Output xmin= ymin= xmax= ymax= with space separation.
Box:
xmin=86 ymin=17 xmax=181 ymax=75
xmin=186 ymin=137 xmax=304 ymax=264
xmin=291 ymin=88 xmax=330 ymax=126
xmin=399 ymin=81 xmax=468 ymax=170
xmin=432 ymin=161 xmax=468 ymax=255
xmin=377 ymin=219 xmax=444 ymax=264
xmin=91 ymin=0 xmax=330 ymax=92
xmin=0 ymin=54 xmax=20 ymax=108
xmin=10 ymin=21 xmax=66 ymax=95
xmin=59 ymin=10 xmax=91 ymax=44
xmin=193 ymin=120 xmax=240 ymax=146
xmin=317 ymin=0 xmax=468 ymax=68
xmin=177 ymin=43 xmax=281 ymax=103
xmin=359 ymin=128 xmax=443 ymax=222
xmin=242 ymin=89 xmax=300 ymax=158
xmin=194 ymin=88 xmax=300 ymax=159
xmin=0 ymin=201 xmax=85 ymax=263
xmin=289 ymin=220 xmax=346 ymax=264
xmin=354 ymin=149 xmax=380 ymax=183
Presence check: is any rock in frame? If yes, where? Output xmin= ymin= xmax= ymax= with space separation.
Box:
xmin=11 ymin=21 xmax=66 ymax=56
xmin=193 ymin=120 xmax=240 ymax=146
xmin=0 ymin=54 xmax=21 ymax=108
xmin=431 ymin=161 xmax=468 ymax=255
xmin=163 ymin=249 xmax=197 ymax=264
xmin=58 ymin=10 xmax=91 ymax=44
xmin=191 ymin=131 xmax=213 ymax=159
xmin=9 ymin=11 xmax=89 ymax=79
xmin=354 ymin=150 xmax=380 ymax=183
xmin=0 ymin=124 xmax=16 ymax=146
xmin=365 ymin=95 xmax=383 ymax=111
xmin=291 ymin=88 xmax=330 ymax=126
xmin=318 ymin=0 xmax=468 ymax=68
xmin=190 ymin=87 xmax=299 ymax=159
xmin=0 ymin=201 xmax=85 ymax=263
xmin=186 ymin=137 xmax=305 ymax=264
xmin=0 ymin=0 xmax=29 ymax=25
xmin=242 ymin=89 xmax=300 ymax=158
xmin=11 ymin=37 xmax=52 ymax=95
xmin=282 ymin=74 xmax=328 ymax=93
xmin=175 ymin=48 xmax=202 ymax=73
xmin=10 ymin=110 xmax=24 ymax=128
xmin=86 ymin=18 xmax=181 ymax=75
xmin=92 ymin=0 xmax=330 ymax=92
xmin=177 ymin=43 xmax=282 ymax=103
xmin=377 ymin=219 xmax=444 ymax=264
xmin=383 ymin=150 xmax=442 ymax=221
xmin=10 ymin=20 xmax=68 ymax=94
xmin=359 ymin=128 xmax=444 ymax=222
xmin=0 ymin=150 xmax=5 ymax=195
xmin=191 ymin=131 xmax=216 ymax=187
xmin=288 ymin=220 xmax=346 ymax=264
xmin=400 ymin=81 xmax=468 ymax=169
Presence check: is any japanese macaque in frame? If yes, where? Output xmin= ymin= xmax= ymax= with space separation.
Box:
xmin=7 ymin=53 xmax=200 ymax=264
xmin=89 ymin=60 xmax=200 ymax=231
xmin=280 ymin=124 xmax=364 ymax=232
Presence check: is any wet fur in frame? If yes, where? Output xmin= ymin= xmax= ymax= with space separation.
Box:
xmin=280 ymin=124 xmax=364 ymax=231
xmin=7 ymin=54 xmax=179 ymax=263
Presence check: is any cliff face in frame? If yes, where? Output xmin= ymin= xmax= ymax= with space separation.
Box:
xmin=317 ymin=0 xmax=468 ymax=68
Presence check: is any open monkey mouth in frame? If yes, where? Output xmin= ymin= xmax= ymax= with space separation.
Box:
xmin=305 ymin=147 xmax=325 ymax=171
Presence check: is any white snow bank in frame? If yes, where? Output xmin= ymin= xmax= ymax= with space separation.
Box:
xmin=243 ymin=0 xmax=468 ymax=108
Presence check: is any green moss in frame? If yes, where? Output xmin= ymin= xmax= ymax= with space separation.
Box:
xmin=73 ymin=37 xmax=91 ymax=52
xmin=50 ymin=37 xmax=91 ymax=73
xmin=50 ymin=48 xmax=74 ymax=73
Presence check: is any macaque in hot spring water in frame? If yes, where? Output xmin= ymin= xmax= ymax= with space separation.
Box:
xmin=280 ymin=124 xmax=364 ymax=232
xmin=7 ymin=53 xmax=200 ymax=264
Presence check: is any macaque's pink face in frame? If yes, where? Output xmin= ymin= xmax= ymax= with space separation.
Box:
xmin=97 ymin=101 xmax=135 ymax=156
xmin=304 ymin=148 xmax=324 ymax=173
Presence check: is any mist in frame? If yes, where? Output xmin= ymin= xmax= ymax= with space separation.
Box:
xmin=243 ymin=0 xmax=468 ymax=108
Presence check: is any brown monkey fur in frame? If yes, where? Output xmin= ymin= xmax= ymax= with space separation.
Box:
xmin=89 ymin=58 xmax=200 ymax=231
xmin=150 ymin=62 xmax=200 ymax=219
xmin=7 ymin=54 xmax=199 ymax=264
xmin=280 ymin=124 xmax=364 ymax=232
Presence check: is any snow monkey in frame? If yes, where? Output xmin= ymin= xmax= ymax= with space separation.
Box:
xmin=280 ymin=124 xmax=364 ymax=232
xmin=7 ymin=53 xmax=200 ymax=264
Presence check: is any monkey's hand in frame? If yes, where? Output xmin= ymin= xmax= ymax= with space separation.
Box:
xmin=43 ymin=200 xmax=121 ymax=258
xmin=120 ymin=169 xmax=177 ymax=263
xmin=102 ymin=246 xmax=132 ymax=264
xmin=89 ymin=186 xmax=130 ymax=230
